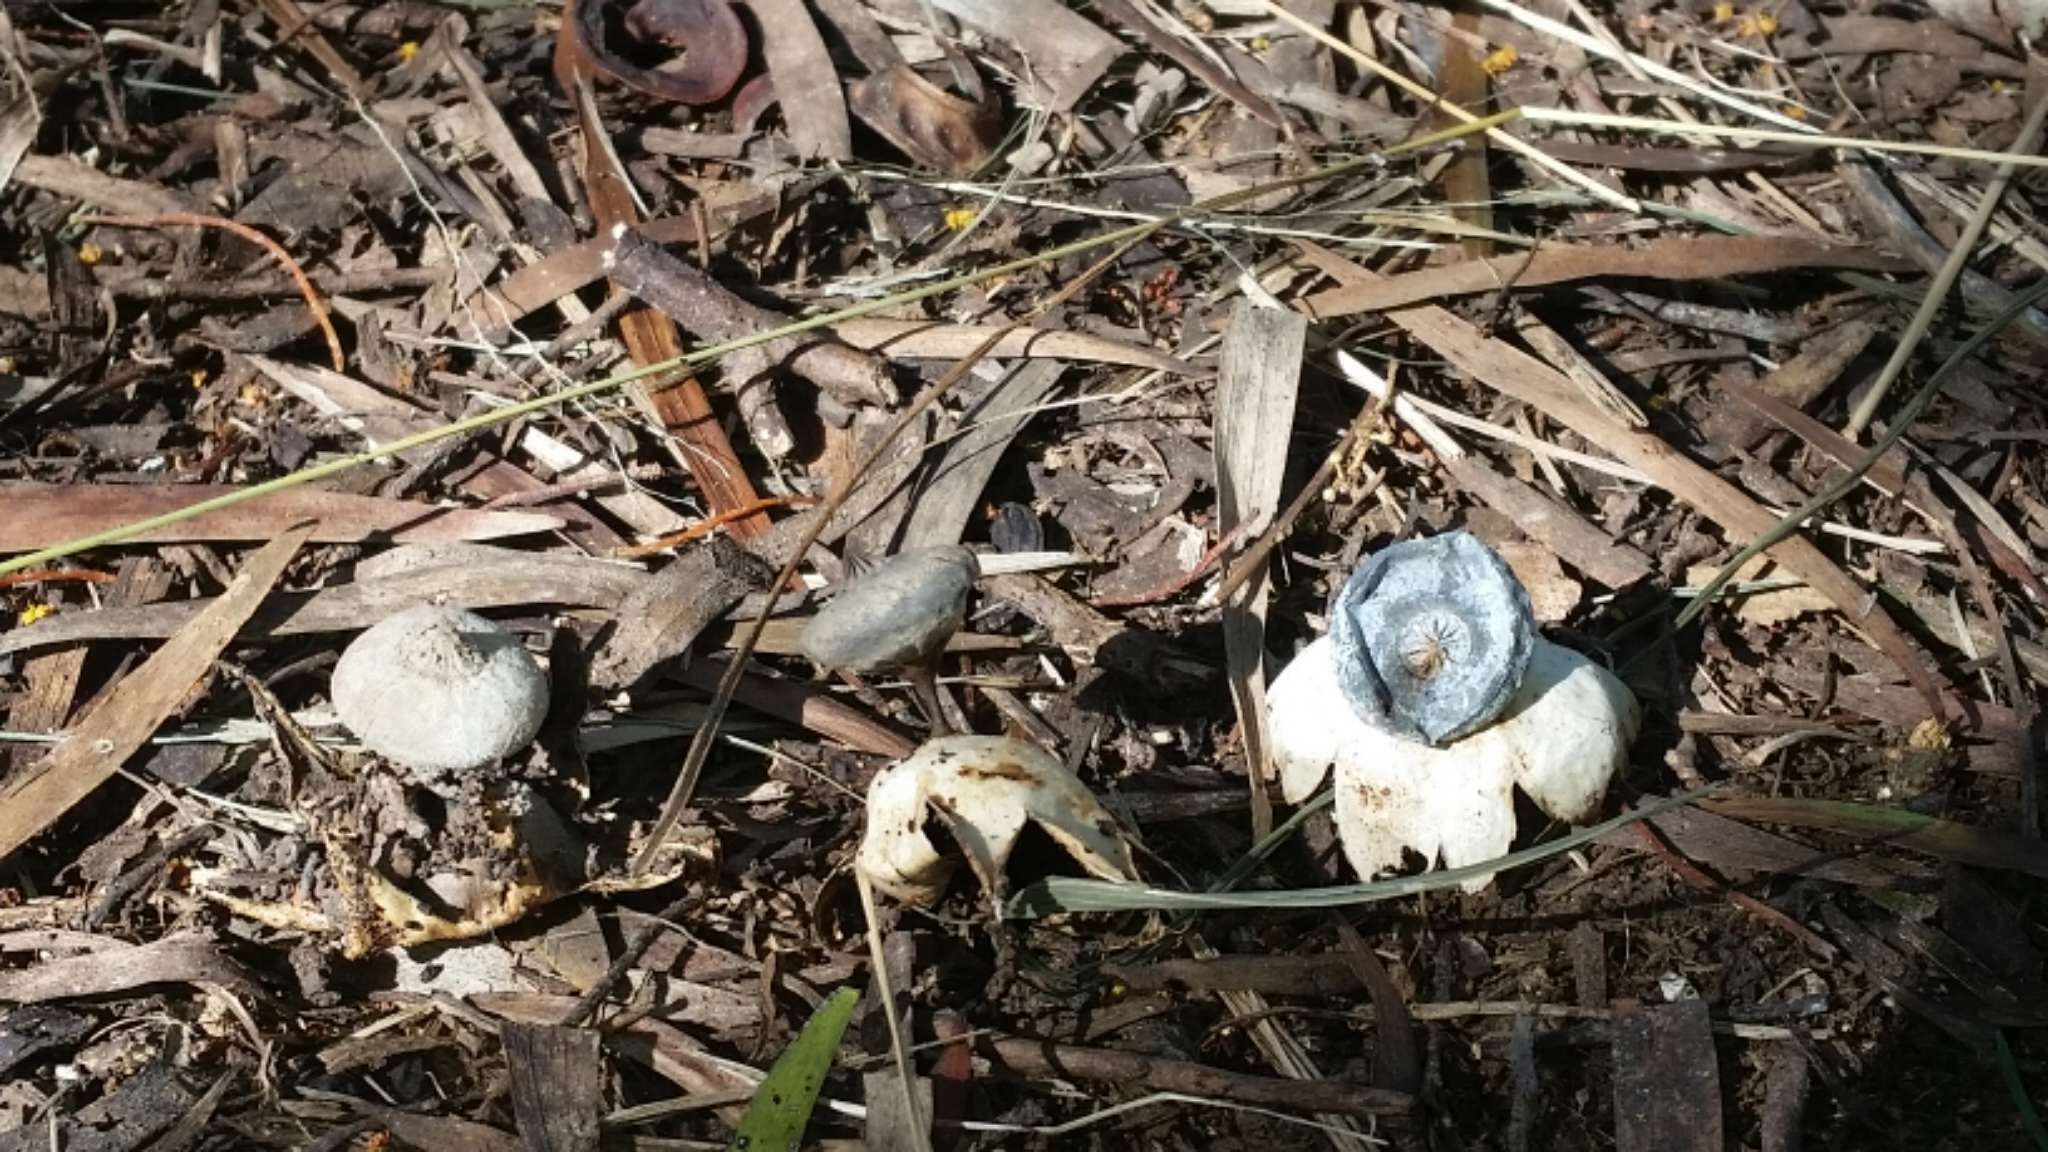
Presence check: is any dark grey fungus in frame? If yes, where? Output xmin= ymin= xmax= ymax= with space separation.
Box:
xmin=1328 ymin=532 xmax=1535 ymax=747
xmin=799 ymin=545 xmax=980 ymax=672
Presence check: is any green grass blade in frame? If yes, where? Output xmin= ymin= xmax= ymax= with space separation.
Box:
xmin=1006 ymin=789 xmax=1706 ymax=915
xmin=1996 ymin=1031 xmax=2048 ymax=1152
xmin=728 ymin=987 xmax=859 ymax=1152
xmin=1703 ymin=796 xmax=2048 ymax=879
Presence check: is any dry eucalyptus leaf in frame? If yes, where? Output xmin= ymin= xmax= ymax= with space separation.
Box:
xmin=847 ymin=64 xmax=999 ymax=174
xmin=1684 ymin=557 xmax=1832 ymax=628
xmin=1924 ymin=0 xmax=2048 ymax=45
xmin=556 ymin=0 xmax=749 ymax=105
xmin=1493 ymin=540 xmax=1583 ymax=624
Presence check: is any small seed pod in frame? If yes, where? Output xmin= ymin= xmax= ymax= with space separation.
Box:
xmin=331 ymin=604 xmax=550 ymax=778
xmin=1329 ymin=531 xmax=1535 ymax=746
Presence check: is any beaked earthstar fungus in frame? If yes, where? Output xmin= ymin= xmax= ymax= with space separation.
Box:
xmin=799 ymin=545 xmax=980 ymax=733
xmin=331 ymin=604 xmax=550 ymax=779
xmin=858 ymin=735 xmax=1139 ymax=912
xmin=1268 ymin=532 xmax=1639 ymax=891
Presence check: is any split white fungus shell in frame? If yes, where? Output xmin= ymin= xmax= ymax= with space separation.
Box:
xmin=859 ymin=735 xmax=1139 ymax=908
xmin=1270 ymin=635 xmax=1638 ymax=891
xmin=332 ymin=604 xmax=550 ymax=777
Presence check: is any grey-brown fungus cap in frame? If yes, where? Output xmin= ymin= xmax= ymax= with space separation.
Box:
xmin=332 ymin=604 xmax=550 ymax=777
xmin=1329 ymin=532 xmax=1535 ymax=746
xmin=799 ymin=545 xmax=981 ymax=673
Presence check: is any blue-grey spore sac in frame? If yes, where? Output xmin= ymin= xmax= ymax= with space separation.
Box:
xmin=799 ymin=545 xmax=981 ymax=673
xmin=1329 ymin=532 xmax=1535 ymax=746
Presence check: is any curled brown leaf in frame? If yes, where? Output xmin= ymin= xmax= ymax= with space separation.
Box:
xmin=730 ymin=73 xmax=779 ymax=135
xmin=556 ymin=0 xmax=749 ymax=106
xmin=848 ymin=64 xmax=999 ymax=174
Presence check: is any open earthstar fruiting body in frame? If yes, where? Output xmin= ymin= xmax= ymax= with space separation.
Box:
xmin=1268 ymin=533 xmax=1639 ymax=891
